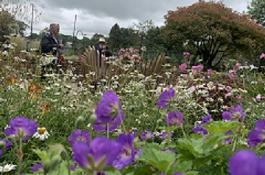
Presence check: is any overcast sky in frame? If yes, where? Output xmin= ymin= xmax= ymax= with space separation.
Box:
xmin=28 ymin=0 xmax=250 ymax=38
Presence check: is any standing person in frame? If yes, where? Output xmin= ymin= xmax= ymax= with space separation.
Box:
xmin=40 ymin=23 xmax=64 ymax=57
xmin=95 ymin=37 xmax=106 ymax=67
xmin=40 ymin=23 xmax=64 ymax=79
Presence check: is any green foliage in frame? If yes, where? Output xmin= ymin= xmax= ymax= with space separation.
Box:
xmin=177 ymin=121 xmax=241 ymax=175
xmin=139 ymin=143 xmax=176 ymax=174
xmin=248 ymin=0 xmax=265 ymax=26
xmin=0 ymin=10 xmax=16 ymax=42
xmin=109 ymin=23 xmax=122 ymax=52
xmin=163 ymin=1 xmax=265 ymax=68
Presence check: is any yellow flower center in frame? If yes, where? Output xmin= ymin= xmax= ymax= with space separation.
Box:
xmin=38 ymin=127 xmax=46 ymax=135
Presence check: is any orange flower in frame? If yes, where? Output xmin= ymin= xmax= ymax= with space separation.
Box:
xmin=6 ymin=74 xmax=17 ymax=85
xmin=40 ymin=103 xmax=50 ymax=113
xmin=28 ymin=82 xmax=42 ymax=99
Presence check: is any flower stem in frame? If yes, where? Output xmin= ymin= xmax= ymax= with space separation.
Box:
xmin=181 ymin=125 xmax=187 ymax=138
xmin=17 ymin=137 xmax=23 ymax=175
xmin=106 ymin=123 xmax=110 ymax=138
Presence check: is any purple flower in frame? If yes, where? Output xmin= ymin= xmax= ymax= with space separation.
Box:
xmin=4 ymin=116 xmax=38 ymax=140
xmin=175 ymin=173 xmax=183 ymax=175
xmin=156 ymin=88 xmax=175 ymax=109
xmin=192 ymin=123 xmax=208 ymax=135
xmin=95 ymin=90 xmax=121 ymax=123
xmin=229 ymin=150 xmax=258 ymax=175
xmin=113 ymin=134 xmax=136 ymax=169
xmin=222 ymin=104 xmax=246 ymax=122
xmin=224 ymin=130 xmax=233 ymax=145
xmin=93 ymin=91 xmax=124 ymax=132
xmin=72 ymin=137 xmax=122 ymax=169
xmin=257 ymin=154 xmax=265 ymax=174
xmin=72 ymin=142 xmax=90 ymax=168
xmin=158 ymin=130 xmax=172 ymax=140
xmin=69 ymin=163 xmax=78 ymax=171
xmin=140 ymin=131 xmax=154 ymax=140
xmin=68 ymin=129 xmax=91 ymax=146
xmin=202 ymin=114 xmax=212 ymax=124
xmin=0 ymin=138 xmax=12 ymax=157
xmin=248 ymin=119 xmax=265 ymax=147
xmin=166 ymin=111 xmax=184 ymax=127
xmin=93 ymin=110 xmax=124 ymax=132
xmin=31 ymin=162 xmax=43 ymax=172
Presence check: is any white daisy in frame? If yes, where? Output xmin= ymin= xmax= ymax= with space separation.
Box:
xmin=0 ymin=164 xmax=16 ymax=173
xmin=33 ymin=127 xmax=50 ymax=141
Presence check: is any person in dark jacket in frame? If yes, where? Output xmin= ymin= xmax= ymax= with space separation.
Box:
xmin=40 ymin=23 xmax=64 ymax=56
xmin=40 ymin=24 xmax=64 ymax=79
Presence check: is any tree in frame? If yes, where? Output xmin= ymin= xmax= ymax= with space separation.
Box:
xmin=109 ymin=23 xmax=122 ymax=52
xmin=0 ymin=10 xmax=16 ymax=42
xmin=163 ymin=1 xmax=265 ymax=69
xmin=133 ymin=20 xmax=155 ymax=48
xmin=248 ymin=0 xmax=265 ymax=26
xmin=119 ymin=28 xmax=140 ymax=49
xmin=144 ymin=27 xmax=166 ymax=57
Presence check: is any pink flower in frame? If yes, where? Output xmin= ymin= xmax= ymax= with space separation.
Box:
xmin=183 ymin=51 xmax=191 ymax=58
xmin=179 ymin=63 xmax=187 ymax=74
xmin=228 ymin=70 xmax=237 ymax=80
xmin=192 ymin=64 xmax=204 ymax=75
xmin=260 ymin=53 xmax=265 ymax=60
xmin=233 ymin=63 xmax=241 ymax=72
xmin=207 ymin=69 xmax=213 ymax=77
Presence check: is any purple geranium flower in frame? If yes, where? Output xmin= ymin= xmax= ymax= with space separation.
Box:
xmin=192 ymin=122 xmax=208 ymax=135
xmin=113 ymin=134 xmax=136 ymax=169
xmin=72 ymin=142 xmax=90 ymax=168
xmin=93 ymin=91 xmax=124 ymax=132
xmin=158 ymin=130 xmax=172 ymax=140
xmin=257 ymin=154 xmax=265 ymax=175
xmin=0 ymin=138 xmax=12 ymax=157
xmin=93 ymin=110 xmax=124 ymax=132
xmin=72 ymin=137 xmax=122 ymax=170
xmin=140 ymin=131 xmax=154 ymax=140
xmin=224 ymin=130 xmax=233 ymax=145
xmin=222 ymin=104 xmax=246 ymax=122
xmin=4 ymin=116 xmax=38 ymax=140
xmin=166 ymin=111 xmax=184 ymax=127
xmin=31 ymin=162 xmax=43 ymax=172
xmin=248 ymin=119 xmax=265 ymax=147
xmin=156 ymin=88 xmax=175 ymax=109
xmin=95 ymin=91 xmax=120 ymax=123
xmin=229 ymin=150 xmax=258 ymax=175
xmin=68 ymin=129 xmax=91 ymax=146
xmin=202 ymin=114 xmax=212 ymax=124
xmin=69 ymin=163 xmax=78 ymax=171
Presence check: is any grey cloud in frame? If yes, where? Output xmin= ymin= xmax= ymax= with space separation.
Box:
xmin=32 ymin=0 xmax=249 ymax=36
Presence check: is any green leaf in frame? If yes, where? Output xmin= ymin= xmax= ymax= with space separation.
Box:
xmin=139 ymin=143 xmax=176 ymax=173
xmin=205 ymin=121 xmax=240 ymax=134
